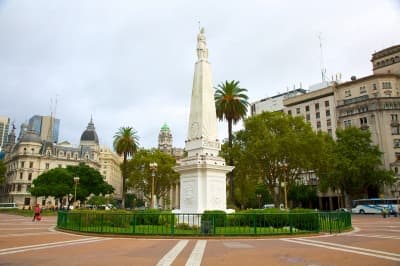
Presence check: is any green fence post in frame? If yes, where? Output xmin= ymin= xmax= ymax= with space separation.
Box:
xmin=289 ymin=211 xmax=293 ymax=234
xmin=253 ymin=213 xmax=257 ymax=235
xmin=170 ymin=214 xmax=175 ymax=236
xmin=211 ymin=213 xmax=216 ymax=235
xmin=132 ymin=213 xmax=136 ymax=234
xmin=78 ymin=212 xmax=82 ymax=232
xmin=101 ymin=213 xmax=104 ymax=233
xmin=329 ymin=212 xmax=332 ymax=234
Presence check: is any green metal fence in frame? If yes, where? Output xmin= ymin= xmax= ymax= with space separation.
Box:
xmin=57 ymin=211 xmax=351 ymax=236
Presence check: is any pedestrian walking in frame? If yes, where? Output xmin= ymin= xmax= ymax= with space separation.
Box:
xmin=32 ymin=204 xmax=41 ymax=222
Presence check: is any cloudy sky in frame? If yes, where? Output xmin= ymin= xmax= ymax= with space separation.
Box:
xmin=1 ymin=0 xmax=399 ymax=149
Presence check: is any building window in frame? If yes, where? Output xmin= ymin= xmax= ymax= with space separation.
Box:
xmin=344 ymin=120 xmax=352 ymax=128
xmin=327 ymin=119 xmax=331 ymax=127
xmin=28 ymin=173 xmax=32 ymax=181
xmin=58 ymin=164 xmax=62 ymax=168
xmin=391 ymin=114 xmax=398 ymax=121
xmin=373 ymin=83 xmax=377 ymax=90
xmin=20 ymin=172 xmax=23 ymax=179
xmin=328 ymin=129 xmax=332 ymax=136
xmin=345 ymin=90 xmax=351 ymax=97
xmin=305 ymin=105 xmax=310 ymax=112
xmin=21 ymin=161 xmax=25 ymax=168
xmin=23 ymin=148 xmax=27 ymax=154
xmin=31 ymin=148 xmax=34 ymax=154
xmin=316 ymin=121 xmax=321 ymax=129
xmin=315 ymin=103 xmax=319 ymax=111
xmin=360 ymin=117 xmax=368 ymax=129
xmin=316 ymin=112 xmax=320 ymax=119
xmin=392 ymin=126 xmax=400 ymax=135
xmin=326 ymin=110 xmax=331 ymax=117
xmin=360 ymin=86 xmax=367 ymax=94
xmin=394 ymin=139 xmax=400 ymax=148
xmin=288 ymin=110 xmax=292 ymax=115
xmin=360 ymin=117 xmax=367 ymax=125
xmin=296 ymin=108 xmax=300 ymax=114
xmin=324 ymin=101 xmax=329 ymax=107
xmin=45 ymin=163 xmax=50 ymax=169
xmin=396 ymin=153 xmax=400 ymax=161
xmin=17 ymin=184 xmax=21 ymax=192
xmin=29 ymin=162 xmax=33 ymax=168
xmin=306 ymin=114 xmax=310 ymax=121
xmin=382 ymin=82 xmax=392 ymax=89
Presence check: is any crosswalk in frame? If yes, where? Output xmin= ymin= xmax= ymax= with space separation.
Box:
xmin=157 ymin=240 xmax=207 ymax=266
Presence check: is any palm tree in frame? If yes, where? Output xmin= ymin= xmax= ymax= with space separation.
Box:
xmin=215 ymin=80 xmax=249 ymax=206
xmin=113 ymin=127 xmax=139 ymax=209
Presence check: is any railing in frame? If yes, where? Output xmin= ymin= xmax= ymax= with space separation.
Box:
xmin=57 ymin=211 xmax=351 ymax=236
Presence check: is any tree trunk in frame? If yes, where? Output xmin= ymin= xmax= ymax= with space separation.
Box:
xmin=121 ymin=153 xmax=127 ymax=209
xmin=227 ymin=119 xmax=235 ymax=206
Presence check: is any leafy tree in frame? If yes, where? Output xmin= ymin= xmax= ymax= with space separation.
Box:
xmin=127 ymin=149 xmax=179 ymax=208
xmin=113 ymin=126 xmax=139 ymax=209
xmin=67 ymin=163 xmax=114 ymax=203
xmin=231 ymin=111 xmax=323 ymax=207
xmin=86 ymin=195 xmax=108 ymax=206
xmin=30 ymin=167 xmax=72 ymax=207
xmin=319 ymin=127 xmax=395 ymax=208
xmin=0 ymin=160 xmax=5 ymax=184
xmin=214 ymin=80 xmax=249 ymax=206
xmin=30 ymin=163 xmax=114 ymax=208
xmin=288 ymin=184 xmax=318 ymax=208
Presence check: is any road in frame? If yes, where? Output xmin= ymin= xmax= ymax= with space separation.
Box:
xmin=0 ymin=213 xmax=399 ymax=265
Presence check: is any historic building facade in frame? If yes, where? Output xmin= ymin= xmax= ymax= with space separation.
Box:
xmin=280 ymin=44 xmax=400 ymax=208
xmin=157 ymin=123 xmax=183 ymax=209
xmin=0 ymin=118 xmax=122 ymax=207
xmin=0 ymin=115 xmax=10 ymax=152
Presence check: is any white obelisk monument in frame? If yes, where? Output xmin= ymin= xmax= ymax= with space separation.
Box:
xmin=175 ymin=28 xmax=234 ymax=214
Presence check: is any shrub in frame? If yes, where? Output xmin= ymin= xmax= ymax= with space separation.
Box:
xmin=201 ymin=210 xmax=226 ymax=227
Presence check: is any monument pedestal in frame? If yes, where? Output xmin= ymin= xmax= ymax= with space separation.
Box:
xmin=175 ymin=154 xmax=233 ymax=213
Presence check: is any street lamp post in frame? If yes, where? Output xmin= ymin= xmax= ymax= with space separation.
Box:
xmin=279 ymin=162 xmax=288 ymax=209
xmin=149 ymin=162 xmax=158 ymax=209
xmin=281 ymin=181 xmax=288 ymax=209
xmin=256 ymin=194 xmax=262 ymax=209
xmin=73 ymin=176 xmax=80 ymax=208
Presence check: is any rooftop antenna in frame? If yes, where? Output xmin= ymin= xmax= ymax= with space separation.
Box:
xmin=318 ymin=33 xmax=328 ymax=82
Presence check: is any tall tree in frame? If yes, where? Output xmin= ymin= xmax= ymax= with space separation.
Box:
xmin=113 ymin=127 xmax=139 ymax=209
xmin=319 ymin=127 xmax=395 ymax=208
xmin=67 ymin=163 xmax=114 ymax=203
xmin=30 ymin=163 xmax=114 ymax=207
xmin=30 ymin=167 xmax=72 ymax=206
xmin=127 ymin=149 xmax=179 ymax=208
xmin=214 ymin=80 xmax=249 ymax=206
xmin=0 ymin=160 xmax=5 ymax=184
xmin=232 ymin=111 xmax=322 ymax=207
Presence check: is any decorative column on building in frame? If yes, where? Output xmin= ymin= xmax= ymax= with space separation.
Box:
xmin=174 ymin=28 xmax=234 ymax=214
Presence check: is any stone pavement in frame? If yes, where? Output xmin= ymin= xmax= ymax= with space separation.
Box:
xmin=0 ymin=213 xmax=399 ymax=265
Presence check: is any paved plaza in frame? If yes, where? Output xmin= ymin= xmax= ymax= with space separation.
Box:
xmin=0 ymin=213 xmax=399 ymax=265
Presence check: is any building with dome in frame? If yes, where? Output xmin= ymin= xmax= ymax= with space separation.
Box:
xmin=157 ymin=123 xmax=183 ymax=209
xmin=158 ymin=123 xmax=184 ymax=159
xmin=0 ymin=118 xmax=122 ymax=208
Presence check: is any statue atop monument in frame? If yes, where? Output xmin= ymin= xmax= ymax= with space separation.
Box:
xmin=197 ymin=27 xmax=208 ymax=60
